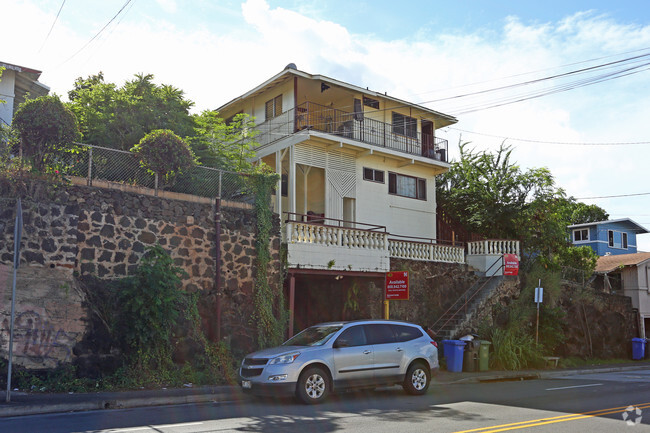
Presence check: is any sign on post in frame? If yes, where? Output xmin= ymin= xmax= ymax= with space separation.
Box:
xmin=385 ymin=271 xmax=409 ymax=300
xmin=534 ymin=286 xmax=544 ymax=304
xmin=503 ymin=254 xmax=519 ymax=276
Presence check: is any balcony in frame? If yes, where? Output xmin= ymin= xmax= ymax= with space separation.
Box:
xmin=255 ymin=102 xmax=449 ymax=163
xmin=284 ymin=213 xmax=465 ymax=272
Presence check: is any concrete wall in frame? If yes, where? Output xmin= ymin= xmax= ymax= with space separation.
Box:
xmin=0 ymin=265 xmax=86 ymax=369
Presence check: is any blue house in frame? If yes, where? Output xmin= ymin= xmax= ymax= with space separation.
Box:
xmin=568 ymin=218 xmax=649 ymax=256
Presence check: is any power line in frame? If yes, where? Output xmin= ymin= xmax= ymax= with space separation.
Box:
xmin=420 ymin=52 xmax=650 ymax=105
xmin=447 ymin=127 xmax=650 ymax=146
xmin=39 ymin=0 xmax=66 ymax=53
xmin=450 ymin=63 xmax=650 ymax=115
xmin=60 ymin=0 xmax=134 ymax=65
xmin=405 ymin=46 xmax=650 ymax=99
xmin=576 ymin=192 xmax=650 ymax=200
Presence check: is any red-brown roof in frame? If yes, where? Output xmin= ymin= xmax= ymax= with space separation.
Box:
xmin=596 ymin=252 xmax=650 ymax=273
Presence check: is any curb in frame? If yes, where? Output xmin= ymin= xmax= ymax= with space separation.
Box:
xmin=433 ymin=364 xmax=650 ymax=385
xmin=0 ymin=389 xmax=245 ymax=418
xmin=1 ymin=364 xmax=648 ymax=417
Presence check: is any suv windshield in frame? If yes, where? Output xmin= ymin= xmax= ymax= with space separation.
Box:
xmin=282 ymin=325 xmax=343 ymax=346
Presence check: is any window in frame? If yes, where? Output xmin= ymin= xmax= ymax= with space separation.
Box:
xmin=335 ymin=326 xmax=367 ymax=347
xmin=392 ymin=112 xmax=417 ymax=138
xmin=390 ymin=325 xmax=423 ymax=342
xmin=265 ymin=95 xmax=283 ymax=120
xmin=363 ymin=168 xmax=384 ymax=183
xmin=573 ymin=229 xmax=589 ymax=242
xmin=388 ymin=172 xmax=426 ymax=200
xmin=364 ymin=324 xmax=396 ymax=345
xmin=608 ymin=230 xmax=628 ymax=249
xmin=363 ymin=96 xmax=379 ymax=109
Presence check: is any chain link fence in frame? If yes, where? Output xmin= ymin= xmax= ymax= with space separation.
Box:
xmin=54 ymin=143 xmax=257 ymax=203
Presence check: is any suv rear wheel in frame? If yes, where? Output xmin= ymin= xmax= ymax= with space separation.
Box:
xmin=296 ymin=367 xmax=330 ymax=404
xmin=403 ymin=362 xmax=430 ymax=395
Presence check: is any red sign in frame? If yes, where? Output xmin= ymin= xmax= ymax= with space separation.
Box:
xmin=503 ymin=254 xmax=519 ymax=276
xmin=385 ymin=271 xmax=409 ymax=300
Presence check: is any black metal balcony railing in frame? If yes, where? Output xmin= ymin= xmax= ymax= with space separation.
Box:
xmin=255 ymin=102 xmax=448 ymax=162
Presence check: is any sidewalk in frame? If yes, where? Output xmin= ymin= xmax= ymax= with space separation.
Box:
xmin=2 ymin=361 xmax=649 ymax=418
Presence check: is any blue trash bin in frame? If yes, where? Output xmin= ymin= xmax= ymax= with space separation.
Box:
xmin=442 ymin=340 xmax=467 ymax=372
xmin=632 ymin=338 xmax=645 ymax=360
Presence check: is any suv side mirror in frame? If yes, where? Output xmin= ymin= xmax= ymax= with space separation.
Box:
xmin=334 ymin=339 xmax=350 ymax=348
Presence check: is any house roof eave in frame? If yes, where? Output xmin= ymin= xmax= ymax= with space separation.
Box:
xmin=216 ymin=67 xmax=458 ymax=127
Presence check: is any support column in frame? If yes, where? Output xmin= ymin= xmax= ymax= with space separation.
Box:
xmin=275 ymin=151 xmax=282 ymax=217
xmin=289 ymin=273 xmax=296 ymax=338
xmin=289 ymin=145 xmax=296 ymax=215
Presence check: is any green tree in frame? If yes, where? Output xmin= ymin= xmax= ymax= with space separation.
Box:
xmin=12 ymin=95 xmax=81 ymax=172
xmin=131 ymin=129 xmax=195 ymax=183
xmin=186 ymin=111 xmax=259 ymax=170
xmin=437 ymin=142 xmax=610 ymax=262
xmin=67 ymin=72 xmax=195 ymax=151
xmin=567 ymin=202 xmax=608 ymax=225
xmin=437 ymin=142 xmax=563 ymax=252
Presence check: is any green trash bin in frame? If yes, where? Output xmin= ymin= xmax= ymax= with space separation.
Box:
xmin=479 ymin=341 xmax=492 ymax=371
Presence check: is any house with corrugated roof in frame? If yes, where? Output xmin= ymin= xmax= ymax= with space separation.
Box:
xmin=596 ymin=252 xmax=650 ymax=338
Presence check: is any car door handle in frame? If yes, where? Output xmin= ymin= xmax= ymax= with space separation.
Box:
xmin=363 ymin=350 xmax=371 ymax=355
xmin=396 ymin=347 xmax=403 ymax=352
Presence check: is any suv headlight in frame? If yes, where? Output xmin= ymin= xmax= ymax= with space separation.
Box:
xmin=269 ymin=352 xmax=300 ymax=365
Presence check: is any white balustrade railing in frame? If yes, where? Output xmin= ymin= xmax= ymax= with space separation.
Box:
xmin=287 ymin=222 xmax=388 ymax=250
xmin=467 ymin=240 xmax=520 ymax=256
xmin=388 ymin=239 xmax=465 ymax=264
xmin=287 ymin=223 xmax=519 ymax=266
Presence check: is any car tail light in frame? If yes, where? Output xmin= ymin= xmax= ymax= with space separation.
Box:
xmin=431 ymin=340 xmax=438 ymax=348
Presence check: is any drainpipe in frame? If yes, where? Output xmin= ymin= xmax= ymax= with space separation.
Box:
xmin=215 ymin=171 xmax=223 ymax=341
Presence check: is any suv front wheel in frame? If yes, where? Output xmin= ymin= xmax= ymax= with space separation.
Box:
xmin=403 ymin=362 xmax=430 ymax=395
xmin=296 ymin=367 xmax=330 ymax=404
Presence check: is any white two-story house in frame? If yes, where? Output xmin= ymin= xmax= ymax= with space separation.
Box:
xmin=217 ymin=64 xmax=481 ymax=330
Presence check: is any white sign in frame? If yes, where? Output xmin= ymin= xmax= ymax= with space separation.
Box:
xmin=534 ymin=287 xmax=544 ymax=304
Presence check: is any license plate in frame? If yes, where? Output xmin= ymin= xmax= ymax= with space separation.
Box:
xmin=242 ymin=380 xmax=252 ymax=389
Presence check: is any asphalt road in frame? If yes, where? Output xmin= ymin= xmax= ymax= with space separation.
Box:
xmin=2 ymin=370 xmax=649 ymax=433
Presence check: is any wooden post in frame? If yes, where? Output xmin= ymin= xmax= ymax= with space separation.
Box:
xmin=383 ymin=300 xmax=389 ymax=320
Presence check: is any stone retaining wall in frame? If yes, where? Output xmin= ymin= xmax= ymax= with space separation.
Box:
xmin=0 ymin=180 xmax=282 ymax=367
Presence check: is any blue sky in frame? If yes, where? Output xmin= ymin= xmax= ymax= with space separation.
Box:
xmin=3 ymin=0 xmax=650 ymax=250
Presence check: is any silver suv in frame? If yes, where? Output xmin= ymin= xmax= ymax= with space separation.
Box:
xmin=239 ymin=320 xmax=439 ymax=404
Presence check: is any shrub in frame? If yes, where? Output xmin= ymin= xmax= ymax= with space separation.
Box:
xmin=12 ymin=95 xmax=80 ymax=172
xmin=114 ymin=244 xmax=187 ymax=351
xmin=131 ymin=129 xmax=195 ymax=183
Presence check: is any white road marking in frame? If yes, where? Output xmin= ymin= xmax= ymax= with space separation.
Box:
xmin=546 ymin=383 xmax=603 ymax=391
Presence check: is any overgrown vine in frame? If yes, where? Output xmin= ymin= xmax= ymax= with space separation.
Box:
xmin=250 ymin=169 xmax=287 ymax=348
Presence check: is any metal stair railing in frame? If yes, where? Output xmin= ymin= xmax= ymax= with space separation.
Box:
xmin=431 ymin=255 xmax=505 ymax=338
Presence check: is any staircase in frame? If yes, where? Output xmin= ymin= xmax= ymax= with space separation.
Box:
xmin=431 ymin=258 xmax=505 ymax=341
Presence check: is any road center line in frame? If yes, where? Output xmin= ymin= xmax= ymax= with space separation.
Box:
xmin=452 ymin=402 xmax=650 ymax=433
xmin=546 ymin=383 xmax=603 ymax=391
